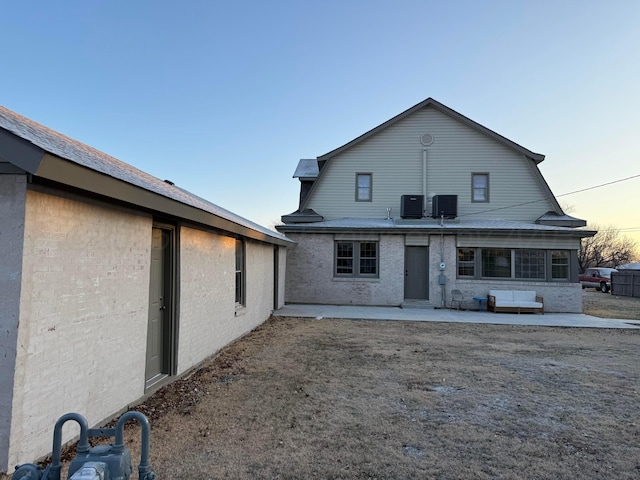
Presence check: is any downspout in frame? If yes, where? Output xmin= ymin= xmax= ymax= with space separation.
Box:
xmin=422 ymin=149 xmax=427 ymax=216
xmin=425 ymin=147 xmax=445 ymax=307
xmin=441 ymin=226 xmax=446 ymax=308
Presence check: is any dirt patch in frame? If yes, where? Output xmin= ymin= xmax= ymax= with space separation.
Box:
xmin=5 ymin=296 xmax=640 ymax=479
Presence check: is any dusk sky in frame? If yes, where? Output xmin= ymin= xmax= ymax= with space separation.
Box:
xmin=2 ymin=1 xmax=639 ymax=244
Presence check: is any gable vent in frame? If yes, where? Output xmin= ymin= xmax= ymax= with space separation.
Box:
xmin=420 ymin=133 xmax=434 ymax=146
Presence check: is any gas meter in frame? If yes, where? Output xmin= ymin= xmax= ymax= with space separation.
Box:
xmin=12 ymin=411 xmax=155 ymax=480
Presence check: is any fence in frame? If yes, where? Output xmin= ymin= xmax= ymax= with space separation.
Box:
xmin=611 ymin=270 xmax=640 ymax=298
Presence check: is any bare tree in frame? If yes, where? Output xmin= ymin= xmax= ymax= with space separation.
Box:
xmin=578 ymin=223 xmax=639 ymax=272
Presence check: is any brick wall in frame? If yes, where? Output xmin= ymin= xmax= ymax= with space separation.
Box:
xmin=442 ymin=235 xmax=583 ymax=313
xmin=284 ymin=232 xmax=582 ymax=313
xmin=0 ymin=175 xmax=27 ymax=471
xmin=8 ymin=187 xmax=152 ymax=469
xmin=284 ymin=233 xmax=404 ymax=305
xmin=178 ymin=229 xmax=277 ymax=374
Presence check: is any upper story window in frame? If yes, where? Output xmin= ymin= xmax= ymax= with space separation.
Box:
xmin=356 ymin=173 xmax=372 ymax=202
xmin=472 ymin=173 xmax=489 ymax=202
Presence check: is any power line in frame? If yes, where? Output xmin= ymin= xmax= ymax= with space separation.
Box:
xmin=556 ymin=173 xmax=640 ymax=198
xmin=458 ymin=173 xmax=640 ymax=218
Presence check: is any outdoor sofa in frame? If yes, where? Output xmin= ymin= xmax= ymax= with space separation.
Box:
xmin=487 ymin=290 xmax=544 ymax=314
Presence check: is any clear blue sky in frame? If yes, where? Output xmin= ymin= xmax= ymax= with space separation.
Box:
xmin=2 ymin=1 xmax=639 ymax=243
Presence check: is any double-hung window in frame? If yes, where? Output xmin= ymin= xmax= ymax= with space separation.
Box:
xmin=457 ymin=248 xmax=475 ymax=277
xmin=335 ymin=241 xmax=378 ymax=277
xmin=356 ymin=173 xmax=372 ymax=202
xmin=551 ymin=250 xmax=570 ymax=280
xmin=472 ymin=173 xmax=489 ymax=202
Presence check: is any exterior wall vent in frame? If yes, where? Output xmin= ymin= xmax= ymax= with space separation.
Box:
xmin=432 ymin=195 xmax=457 ymax=219
xmin=401 ymin=195 xmax=424 ymax=219
xmin=420 ymin=133 xmax=434 ymax=146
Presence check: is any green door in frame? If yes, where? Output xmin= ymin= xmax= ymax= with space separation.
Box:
xmin=145 ymin=227 xmax=172 ymax=387
xmin=404 ymin=246 xmax=429 ymax=300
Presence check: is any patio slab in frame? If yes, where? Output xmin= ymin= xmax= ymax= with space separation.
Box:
xmin=274 ymin=304 xmax=640 ymax=329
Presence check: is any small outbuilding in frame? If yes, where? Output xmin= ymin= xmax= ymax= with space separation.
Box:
xmin=0 ymin=106 xmax=292 ymax=472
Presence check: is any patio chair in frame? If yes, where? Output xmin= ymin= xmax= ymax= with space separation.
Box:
xmin=450 ymin=289 xmax=469 ymax=310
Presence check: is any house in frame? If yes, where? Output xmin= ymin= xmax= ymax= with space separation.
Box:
xmin=0 ymin=106 xmax=292 ymax=473
xmin=277 ymin=98 xmax=593 ymax=313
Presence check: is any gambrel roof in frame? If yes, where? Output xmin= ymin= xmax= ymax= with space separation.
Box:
xmin=0 ymin=106 xmax=291 ymax=246
xmin=282 ymin=97 xmax=586 ymax=229
xmin=318 ymin=97 xmax=545 ymax=163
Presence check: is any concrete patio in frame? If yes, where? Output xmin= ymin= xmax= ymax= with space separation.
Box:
xmin=274 ymin=304 xmax=640 ymax=329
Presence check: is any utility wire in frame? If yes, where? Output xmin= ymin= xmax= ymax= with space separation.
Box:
xmin=457 ymin=173 xmax=640 ymax=218
xmin=555 ymin=173 xmax=640 ymax=198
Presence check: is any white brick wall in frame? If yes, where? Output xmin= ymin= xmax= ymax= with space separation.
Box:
xmin=9 ymin=188 xmax=152 ymax=469
xmin=0 ymin=175 xmax=27 ymax=471
xmin=178 ymin=229 xmax=276 ymax=374
xmin=284 ymin=233 xmax=582 ymax=313
xmin=276 ymin=245 xmax=286 ymax=309
xmin=284 ymin=233 xmax=404 ymax=305
xmin=3 ymin=189 xmax=283 ymax=472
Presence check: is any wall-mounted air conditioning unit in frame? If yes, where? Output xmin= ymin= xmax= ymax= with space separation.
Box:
xmin=432 ymin=195 xmax=457 ymax=219
xmin=400 ymin=195 xmax=424 ymax=219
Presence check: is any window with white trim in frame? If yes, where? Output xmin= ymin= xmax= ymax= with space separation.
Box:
xmin=335 ymin=241 xmax=378 ymax=277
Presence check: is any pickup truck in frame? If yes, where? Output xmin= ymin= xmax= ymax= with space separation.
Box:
xmin=579 ymin=267 xmax=618 ymax=293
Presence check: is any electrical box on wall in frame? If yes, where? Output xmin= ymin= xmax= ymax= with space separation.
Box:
xmin=401 ymin=195 xmax=424 ymax=219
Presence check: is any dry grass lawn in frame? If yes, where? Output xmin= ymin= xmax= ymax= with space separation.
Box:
xmin=5 ymin=292 xmax=640 ymax=479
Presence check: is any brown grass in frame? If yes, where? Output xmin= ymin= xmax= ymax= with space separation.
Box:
xmin=582 ymin=289 xmax=640 ymax=320
xmin=5 ymin=292 xmax=640 ymax=479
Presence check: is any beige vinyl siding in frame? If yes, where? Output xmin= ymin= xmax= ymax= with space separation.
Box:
xmin=308 ymin=107 xmax=555 ymax=222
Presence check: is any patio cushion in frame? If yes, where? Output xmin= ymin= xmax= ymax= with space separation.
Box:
xmin=489 ymin=290 xmax=514 ymax=303
xmin=513 ymin=291 xmax=537 ymax=302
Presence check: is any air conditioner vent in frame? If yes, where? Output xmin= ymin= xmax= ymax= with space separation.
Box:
xmin=401 ymin=195 xmax=424 ymax=219
xmin=432 ymin=195 xmax=457 ymax=219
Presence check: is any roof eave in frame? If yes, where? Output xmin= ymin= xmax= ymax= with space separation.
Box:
xmin=0 ymin=126 xmax=45 ymax=173
xmin=276 ymin=223 xmax=596 ymax=238
xmin=35 ymin=154 xmax=293 ymax=246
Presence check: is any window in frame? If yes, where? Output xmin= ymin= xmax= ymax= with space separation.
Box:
xmin=356 ymin=173 xmax=372 ymax=202
xmin=457 ymin=248 xmax=475 ymax=277
xmin=515 ymin=249 xmax=545 ymax=279
xmin=235 ymin=239 xmax=245 ymax=305
xmin=482 ymin=248 xmax=511 ymax=278
xmin=472 ymin=173 xmax=489 ymax=202
xmin=460 ymin=247 xmax=569 ymax=281
xmin=335 ymin=241 xmax=378 ymax=277
xmin=551 ymin=250 xmax=570 ymax=280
